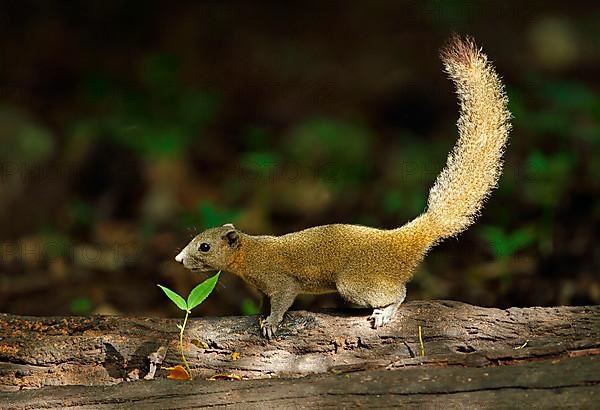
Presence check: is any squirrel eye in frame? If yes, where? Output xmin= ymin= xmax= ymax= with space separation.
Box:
xmin=199 ymin=243 xmax=210 ymax=252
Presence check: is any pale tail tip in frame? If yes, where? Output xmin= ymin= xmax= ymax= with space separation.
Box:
xmin=441 ymin=34 xmax=479 ymax=67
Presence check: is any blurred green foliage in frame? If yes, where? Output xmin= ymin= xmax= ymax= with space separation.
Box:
xmin=0 ymin=108 xmax=54 ymax=163
xmin=68 ymin=199 xmax=95 ymax=228
xmin=180 ymin=202 xmax=241 ymax=230
xmin=241 ymin=298 xmax=261 ymax=316
xmin=75 ymin=53 xmax=219 ymax=159
xmin=286 ymin=118 xmax=372 ymax=189
xmin=525 ymin=151 xmax=575 ymax=208
xmin=480 ymin=225 xmax=536 ymax=260
xmin=70 ymin=297 xmax=93 ymax=315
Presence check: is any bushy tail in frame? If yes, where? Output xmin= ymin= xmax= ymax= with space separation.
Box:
xmin=423 ymin=36 xmax=511 ymax=243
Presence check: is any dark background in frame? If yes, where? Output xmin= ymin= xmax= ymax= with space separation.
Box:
xmin=1 ymin=1 xmax=598 ymax=318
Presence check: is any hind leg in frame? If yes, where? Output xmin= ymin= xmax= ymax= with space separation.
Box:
xmin=368 ymin=284 xmax=406 ymax=328
xmin=336 ymin=274 xmax=407 ymax=328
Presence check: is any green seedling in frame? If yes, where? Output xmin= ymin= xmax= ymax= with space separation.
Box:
xmin=158 ymin=271 xmax=220 ymax=380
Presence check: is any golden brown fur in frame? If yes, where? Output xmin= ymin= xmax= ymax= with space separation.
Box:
xmin=175 ymin=36 xmax=511 ymax=338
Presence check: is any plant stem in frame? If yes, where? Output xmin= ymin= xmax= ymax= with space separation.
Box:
xmin=180 ymin=309 xmax=193 ymax=379
xmin=418 ymin=325 xmax=425 ymax=357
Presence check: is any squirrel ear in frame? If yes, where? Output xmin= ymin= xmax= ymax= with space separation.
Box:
xmin=223 ymin=223 xmax=235 ymax=229
xmin=223 ymin=229 xmax=240 ymax=248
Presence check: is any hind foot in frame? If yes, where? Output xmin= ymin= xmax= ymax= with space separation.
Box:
xmin=368 ymin=302 xmax=401 ymax=328
xmin=368 ymin=285 xmax=406 ymax=329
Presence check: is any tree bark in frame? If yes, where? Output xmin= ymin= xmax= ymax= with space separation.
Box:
xmin=1 ymin=301 xmax=599 ymax=408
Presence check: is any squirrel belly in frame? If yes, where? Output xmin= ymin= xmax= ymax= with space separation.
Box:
xmin=174 ymin=36 xmax=511 ymax=339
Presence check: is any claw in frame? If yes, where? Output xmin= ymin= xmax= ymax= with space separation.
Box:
xmin=259 ymin=316 xmax=278 ymax=339
xmin=369 ymin=303 xmax=401 ymax=329
xmin=368 ymin=309 xmax=385 ymax=328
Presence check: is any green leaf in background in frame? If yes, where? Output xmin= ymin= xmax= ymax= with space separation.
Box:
xmin=68 ymin=199 xmax=94 ymax=228
xmin=0 ymin=107 xmax=55 ymax=163
xmin=178 ymin=202 xmax=240 ymax=231
xmin=39 ymin=229 xmax=71 ymax=259
xmin=525 ymin=151 xmax=574 ymax=208
xmin=241 ymin=298 xmax=260 ymax=315
xmin=241 ymin=151 xmax=279 ymax=174
xmin=200 ymin=202 xmax=240 ymax=229
xmin=542 ymin=81 xmax=598 ymax=112
xmin=70 ymin=297 xmax=93 ymax=315
xmin=158 ymin=285 xmax=188 ymax=311
xmin=187 ymin=271 xmax=221 ymax=310
xmin=480 ymin=225 xmax=536 ymax=260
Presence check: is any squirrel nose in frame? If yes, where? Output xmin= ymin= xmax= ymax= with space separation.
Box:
xmin=175 ymin=251 xmax=185 ymax=263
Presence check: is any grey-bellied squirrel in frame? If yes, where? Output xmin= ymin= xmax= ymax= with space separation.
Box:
xmin=175 ymin=36 xmax=511 ymax=338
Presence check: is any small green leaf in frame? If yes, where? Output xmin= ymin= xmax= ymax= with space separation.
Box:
xmin=158 ymin=285 xmax=188 ymax=311
xmin=187 ymin=272 xmax=220 ymax=310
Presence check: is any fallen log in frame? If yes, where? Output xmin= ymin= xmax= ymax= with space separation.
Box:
xmin=1 ymin=301 xmax=599 ymax=408
xmin=3 ymin=355 xmax=598 ymax=409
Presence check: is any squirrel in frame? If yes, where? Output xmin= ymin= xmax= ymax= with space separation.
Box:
xmin=175 ymin=36 xmax=511 ymax=338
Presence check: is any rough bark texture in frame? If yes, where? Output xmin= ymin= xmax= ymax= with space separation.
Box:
xmin=1 ymin=301 xmax=599 ymax=408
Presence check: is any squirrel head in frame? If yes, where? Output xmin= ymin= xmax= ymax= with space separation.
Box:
xmin=175 ymin=223 xmax=241 ymax=272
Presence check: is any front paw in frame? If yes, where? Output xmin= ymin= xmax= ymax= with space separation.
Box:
xmin=259 ymin=316 xmax=280 ymax=339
